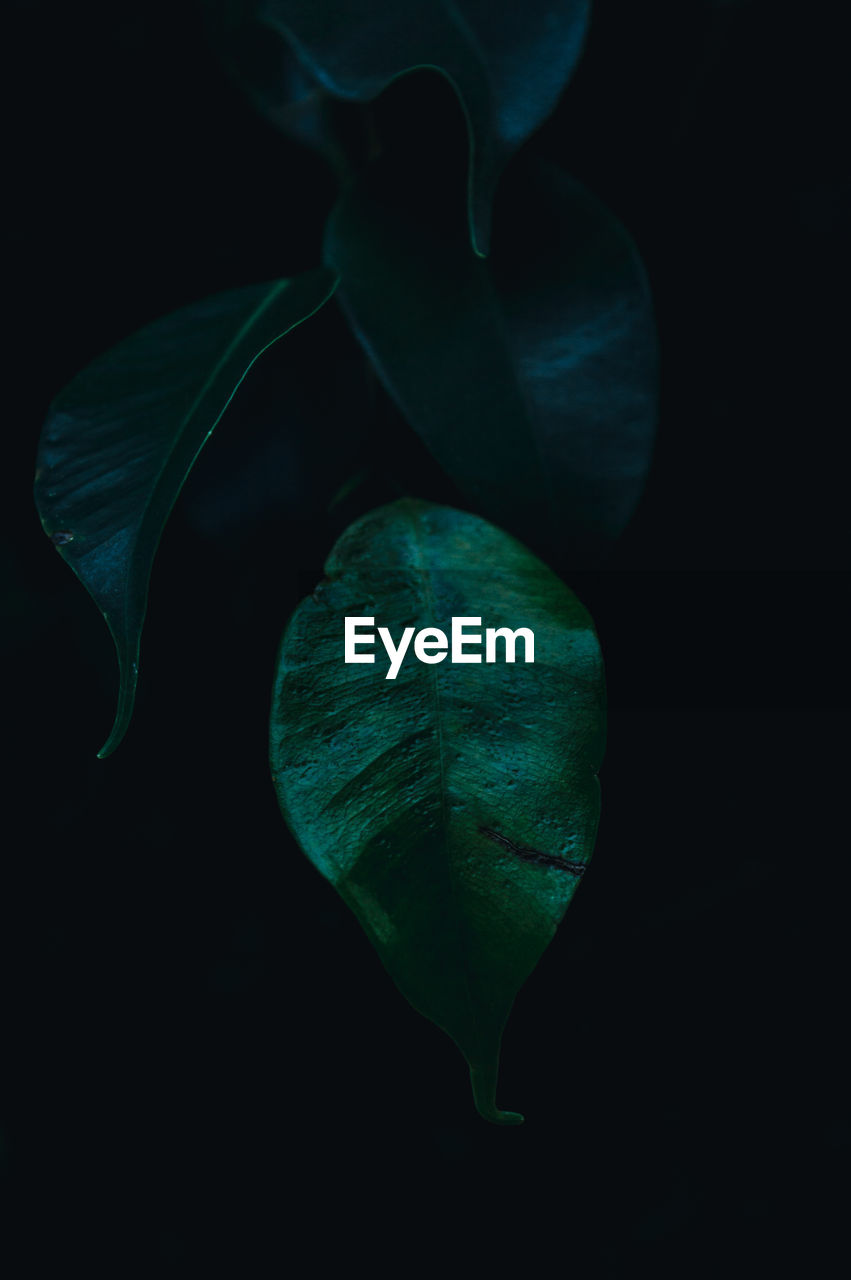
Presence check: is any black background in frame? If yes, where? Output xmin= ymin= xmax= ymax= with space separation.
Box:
xmin=3 ymin=0 xmax=848 ymax=1270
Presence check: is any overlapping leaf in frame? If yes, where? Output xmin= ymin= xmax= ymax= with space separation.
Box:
xmin=201 ymin=0 xmax=335 ymax=160
xmin=325 ymin=158 xmax=658 ymax=560
xmin=35 ymin=270 xmax=337 ymax=756
xmin=270 ymin=499 xmax=605 ymax=1121
xmin=255 ymin=0 xmax=591 ymax=254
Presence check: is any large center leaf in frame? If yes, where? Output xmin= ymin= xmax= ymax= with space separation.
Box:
xmin=324 ymin=159 xmax=658 ymax=563
xmin=257 ymin=0 xmax=591 ymax=254
xmin=34 ymin=270 xmax=337 ymax=757
xmin=270 ymin=499 xmax=605 ymax=1122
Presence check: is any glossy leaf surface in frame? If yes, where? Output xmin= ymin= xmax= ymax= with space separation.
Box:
xmin=325 ymin=159 xmax=658 ymax=561
xmin=259 ymin=0 xmax=591 ymax=254
xmin=270 ymin=500 xmax=605 ymax=1122
xmin=35 ymin=271 xmax=337 ymax=757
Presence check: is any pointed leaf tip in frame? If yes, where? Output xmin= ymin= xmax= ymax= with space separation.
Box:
xmin=94 ymin=647 xmax=139 ymax=758
xmin=470 ymin=1063 xmax=524 ymax=1126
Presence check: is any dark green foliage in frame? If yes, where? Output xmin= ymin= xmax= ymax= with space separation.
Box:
xmin=325 ymin=157 xmax=658 ymax=557
xmin=34 ymin=271 xmax=337 ymax=756
xmin=10 ymin=0 xmax=843 ymax=1256
xmin=256 ymin=0 xmax=591 ymax=253
xmin=31 ymin=0 xmax=654 ymax=1122
xmin=270 ymin=500 xmax=605 ymax=1121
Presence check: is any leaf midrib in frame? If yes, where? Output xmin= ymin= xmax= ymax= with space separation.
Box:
xmin=135 ymin=279 xmax=291 ymax=573
xmin=100 ymin=274 xmax=337 ymax=756
xmin=104 ymin=281 xmax=294 ymax=714
xmin=405 ymin=505 xmax=484 ymax=1057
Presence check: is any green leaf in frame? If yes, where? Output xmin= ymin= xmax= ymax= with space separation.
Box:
xmin=270 ymin=499 xmax=604 ymax=1123
xmin=324 ymin=158 xmax=658 ymax=560
xmin=258 ymin=0 xmax=591 ymax=255
xmin=34 ymin=270 xmax=337 ymax=757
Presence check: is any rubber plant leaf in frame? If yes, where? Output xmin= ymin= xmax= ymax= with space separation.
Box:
xmin=270 ymin=499 xmax=605 ymax=1123
xmin=325 ymin=158 xmax=658 ymax=561
xmin=34 ymin=270 xmax=337 ymax=757
xmin=201 ymin=0 xmax=334 ymax=160
xmin=258 ymin=0 xmax=591 ymax=255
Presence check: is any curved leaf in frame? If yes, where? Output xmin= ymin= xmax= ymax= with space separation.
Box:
xmin=270 ymin=499 xmax=605 ymax=1122
xmin=201 ymin=0 xmax=335 ymax=160
xmin=324 ymin=159 xmax=658 ymax=560
xmin=35 ymin=270 xmax=337 ymax=757
xmin=259 ymin=0 xmax=591 ymax=255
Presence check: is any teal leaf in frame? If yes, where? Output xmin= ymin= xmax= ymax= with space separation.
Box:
xmin=35 ymin=270 xmax=337 ymax=757
xmin=201 ymin=0 xmax=335 ymax=160
xmin=270 ymin=499 xmax=605 ymax=1122
xmin=324 ymin=158 xmax=658 ymax=559
xmin=259 ymin=0 xmax=591 ymax=254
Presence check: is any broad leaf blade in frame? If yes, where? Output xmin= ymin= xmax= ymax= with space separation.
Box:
xmin=324 ymin=159 xmax=658 ymax=559
xmin=259 ymin=0 xmax=591 ymax=254
xmin=35 ymin=270 xmax=337 ymax=757
xmin=270 ymin=499 xmax=605 ymax=1122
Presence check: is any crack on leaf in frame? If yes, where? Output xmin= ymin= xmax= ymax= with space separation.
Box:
xmin=479 ymin=826 xmax=586 ymax=875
